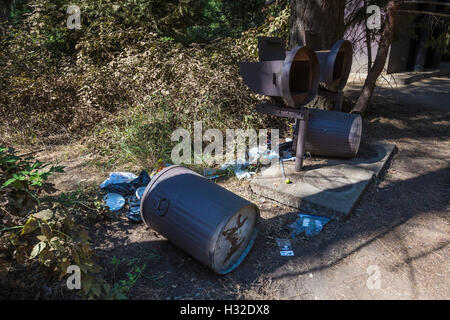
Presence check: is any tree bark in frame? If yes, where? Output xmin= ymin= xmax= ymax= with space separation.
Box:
xmin=351 ymin=0 xmax=399 ymax=115
xmin=364 ymin=0 xmax=373 ymax=72
xmin=289 ymin=0 xmax=346 ymax=111
xmin=289 ymin=0 xmax=346 ymax=50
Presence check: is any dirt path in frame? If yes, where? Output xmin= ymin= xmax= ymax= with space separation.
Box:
xmin=37 ymin=77 xmax=450 ymax=300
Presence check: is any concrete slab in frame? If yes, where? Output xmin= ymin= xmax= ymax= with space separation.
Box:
xmin=327 ymin=142 xmax=397 ymax=177
xmin=251 ymin=143 xmax=397 ymax=220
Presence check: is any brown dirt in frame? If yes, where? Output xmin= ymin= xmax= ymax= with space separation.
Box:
xmin=26 ymin=83 xmax=450 ymax=300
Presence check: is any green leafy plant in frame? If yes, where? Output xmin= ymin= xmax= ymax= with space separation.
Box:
xmin=106 ymin=256 xmax=147 ymax=300
xmin=0 ymin=146 xmax=64 ymax=204
xmin=105 ymin=252 xmax=160 ymax=299
xmin=1 ymin=205 xmax=106 ymax=299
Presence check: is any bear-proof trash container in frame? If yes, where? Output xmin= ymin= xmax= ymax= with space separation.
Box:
xmin=140 ymin=165 xmax=259 ymax=275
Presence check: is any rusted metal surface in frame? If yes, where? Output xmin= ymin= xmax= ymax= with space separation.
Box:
xmin=294 ymin=110 xmax=309 ymax=171
xmin=140 ymin=166 xmax=259 ymax=275
xmin=256 ymin=102 xmax=362 ymax=159
xmin=258 ymin=37 xmax=286 ymax=61
xmin=256 ymin=103 xmax=306 ymax=120
xmin=282 ymin=46 xmax=320 ymax=107
xmin=316 ymin=40 xmax=353 ymax=92
xmin=239 ymin=38 xmax=319 ymax=107
xmin=239 ymin=38 xmax=359 ymax=171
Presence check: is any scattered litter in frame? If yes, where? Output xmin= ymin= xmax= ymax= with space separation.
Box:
xmin=248 ymin=146 xmax=279 ymax=164
xmin=220 ymin=159 xmax=257 ymax=180
xmin=101 ymin=171 xmax=150 ymax=195
xmin=103 ymin=193 xmax=126 ymax=212
xmin=235 ymin=169 xmax=256 ymax=180
xmin=277 ymin=239 xmax=294 ymax=256
xmin=127 ymin=195 xmax=142 ymax=223
xmin=135 ymin=186 xmax=146 ymax=200
xmin=203 ymin=168 xmax=221 ymax=180
xmin=281 ymin=150 xmax=296 ymax=162
xmin=221 ymin=158 xmax=249 ymax=171
xmin=289 ymin=213 xmax=330 ymax=237
xmin=150 ymin=159 xmax=172 ymax=178
xmin=100 ymin=172 xmax=137 ymax=189
xmin=201 ymin=139 xmax=302 ymax=181
xmin=100 ymin=170 xmax=151 ymax=222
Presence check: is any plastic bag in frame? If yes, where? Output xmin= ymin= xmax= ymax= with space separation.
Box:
xmin=103 ymin=193 xmax=126 ymax=212
xmin=100 ymin=172 xmax=137 ymax=189
xmin=290 ymin=213 xmax=330 ymax=237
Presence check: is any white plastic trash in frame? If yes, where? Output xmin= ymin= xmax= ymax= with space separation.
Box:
xmin=100 ymin=172 xmax=138 ymax=189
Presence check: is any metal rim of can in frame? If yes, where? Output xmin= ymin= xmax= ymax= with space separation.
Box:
xmin=323 ymin=40 xmax=353 ymax=92
xmin=281 ymin=45 xmax=320 ymax=107
xmin=349 ymin=114 xmax=363 ymax=157
xmin=139 ymin=165 xmax=183 ymax=225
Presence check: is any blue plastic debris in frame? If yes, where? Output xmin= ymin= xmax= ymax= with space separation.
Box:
xmin=100 ymin=170 xmax=151 ymax=222
xmin=135 ymin=186 xmax=146 ymax=200
xmin=127 ymin=195 xmax=142 ymax=223
xmin=100 ymin=172 xmax=137 ymax=189
xmin=101 ymin=171 xmax=150 ymax=196
xmin=203 ymin=168 xmax=221 ymax=180
xmin=290 ymin=213 xmax=330 ymax=237
xmin=103 ymin=193 xmax=126 ymax=212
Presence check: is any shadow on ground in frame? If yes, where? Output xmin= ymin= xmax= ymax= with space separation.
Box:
xmin=89 ymin=88 xmax=450 ymax=299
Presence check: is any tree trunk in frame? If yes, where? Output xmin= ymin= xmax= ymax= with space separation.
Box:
xmin=351 ymin=0 xmax=399 ymax=115
xmin=288 ymin=0 xmax=346 ymax=157
xmin=289 ymin=0 xmax=346 ymax=50
xmin=414 ymin=1 xmax=436 ymax=72
xmin=364 ymin=0 xmax=373 ymax=72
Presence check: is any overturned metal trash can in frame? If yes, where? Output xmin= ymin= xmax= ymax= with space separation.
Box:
xmin=140 ymin=166 xmax=259 ymax=275
xmin=305 ymin=109 xmax=362 ymax=158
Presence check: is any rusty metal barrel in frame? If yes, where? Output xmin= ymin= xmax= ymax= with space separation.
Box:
xmin=140 ymin=165 xmax=259 ymax=275
xmin=305 ymin=109 xmax=362 ymax=158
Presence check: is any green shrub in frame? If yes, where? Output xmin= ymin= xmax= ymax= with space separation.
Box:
xmin=0 ymin=146 xmax=65 ymax=206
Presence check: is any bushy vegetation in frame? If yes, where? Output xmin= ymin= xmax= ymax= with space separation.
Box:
xmin=0 ymin=0 xmax=291 ymax=299
xmin=0 ymin=146 xmax=110 ymax=299
xmin=0 ymin=0 xmax=290 ymax=166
